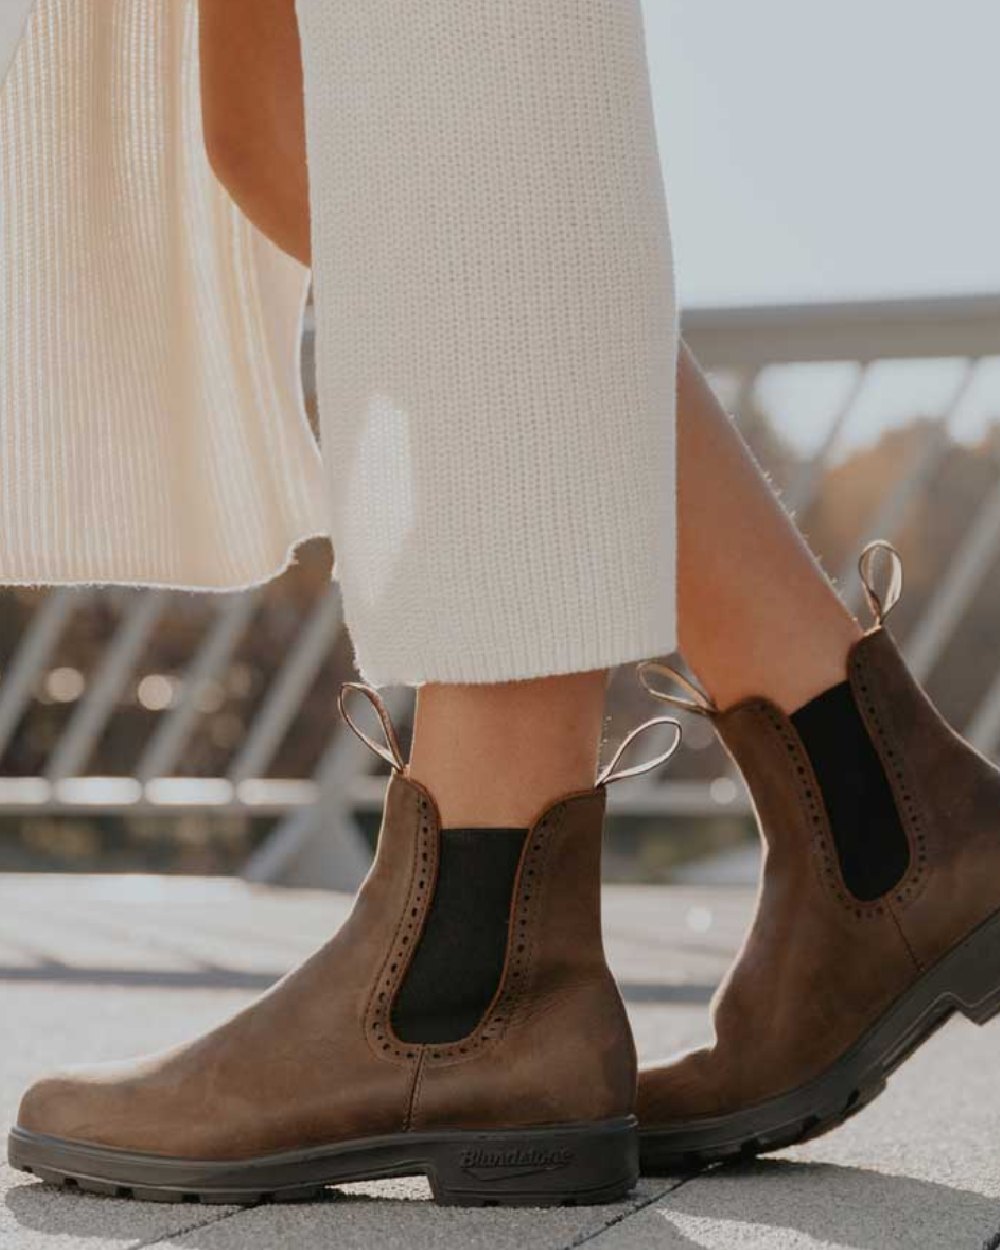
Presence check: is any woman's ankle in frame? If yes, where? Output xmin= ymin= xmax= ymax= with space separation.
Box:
xmin=407 ymin=670 xmax=608 ymax=827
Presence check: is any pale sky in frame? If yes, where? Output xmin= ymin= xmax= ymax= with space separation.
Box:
xmin=641 ymin=0 xmax=1000 ymax=308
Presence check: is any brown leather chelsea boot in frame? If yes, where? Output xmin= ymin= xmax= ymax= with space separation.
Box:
xmin=8 ymin=684 xmax=680 ymax=1206
xmin=636 ymin=542 xmax=1000 ymax=1170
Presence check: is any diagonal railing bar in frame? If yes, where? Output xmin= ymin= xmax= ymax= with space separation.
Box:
xmin=904 ymin=471 xmax=1000 ymax=683
xmin=784 ymin=365 xmax=870 ymax=517
xmin=136 ymin=592 xmax=260 ymax=782
xmin=0 ymin=588 xmax=84 ymax=762
xmin=243 ymin=686 xmax=411 ymax=887
xmin=228 ymin=585 xmax=343 ymax=785
xmin=46 ymin=590 xmax=168 ymax=781
xmin=838 ymin=362 xmax=981 ymax=612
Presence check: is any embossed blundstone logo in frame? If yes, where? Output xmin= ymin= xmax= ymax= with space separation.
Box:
xmin=459 ymin=1146 xmax=574 ymax=1181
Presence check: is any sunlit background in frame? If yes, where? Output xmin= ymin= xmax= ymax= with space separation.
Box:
xmin=1 ymin=1 xmax=999 ymax=890
xmin=647 ymin=0 xmax=1000 ymax=307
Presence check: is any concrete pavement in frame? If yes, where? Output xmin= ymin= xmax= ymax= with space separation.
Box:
xmin=1 ymin=873 xmax=998 ymax=1249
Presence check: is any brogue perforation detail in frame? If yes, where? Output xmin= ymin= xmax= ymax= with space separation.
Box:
xmin=366 ymin=793 xmax=438 ymax=1066
xmin=849 ymin=646 xmax=930 ymax=908
xmin=759 ymin=702 xmax=887 ymax=919
xmin=423 ymin=803 xmax=564 ymax=1067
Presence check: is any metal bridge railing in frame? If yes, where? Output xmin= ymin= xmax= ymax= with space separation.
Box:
xmin=2 ymin=294 xmax=999 ymax=886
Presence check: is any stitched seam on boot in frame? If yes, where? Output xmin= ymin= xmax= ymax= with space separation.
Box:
xmin=849 ymin=641 xmax=931 ymax=912
xmin=421 ymin=802 xmax=564 ymax=1069
xmin=756 ymin=702 xmax=888 ymax=921
xmin=365 ymin=789 xmax=437 ymax=1068
xmin=404 ymin=1048 xmax=428 ymax=1130
xmin=506 ymin=805 xmax=560 ymax=1038
xmin=885 ymin=897 xmax=925 ymax=974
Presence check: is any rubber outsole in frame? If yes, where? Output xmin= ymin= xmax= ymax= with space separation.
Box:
xmin=7 ymin=1115 xmax=637 ymax=1208
xmin=640 ymin=904 xmax=1000 ymax=1172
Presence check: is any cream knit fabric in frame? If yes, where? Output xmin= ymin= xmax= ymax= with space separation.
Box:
xmin=0 ymin=1 xmax=329 ymax=591
xmin=1 ymin=0 xmax=678 ymax=686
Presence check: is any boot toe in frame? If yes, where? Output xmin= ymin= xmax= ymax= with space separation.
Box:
xmin=17 ymin=1059 xmax=147 ymax=1145
xmin=18 ymin=1068 xmax=98 ymax=1140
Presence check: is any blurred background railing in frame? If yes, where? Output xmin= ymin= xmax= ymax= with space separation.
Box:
xmin=2 ymin=294 xmax=999 ymax=888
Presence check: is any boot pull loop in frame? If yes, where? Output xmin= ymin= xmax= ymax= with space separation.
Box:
xmin=597 ymin=716 xmax=682 ymax=788
xmin=636 ymin=660 xmax=717 ymax=717
xmin=338 ymin=682 xmax=405 ymax=772
xmin=858 ymin=540 xmax=904 ymax=627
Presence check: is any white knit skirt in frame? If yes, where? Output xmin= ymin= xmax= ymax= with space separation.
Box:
xmin=0 ymin=0 xmax=678 ymax=686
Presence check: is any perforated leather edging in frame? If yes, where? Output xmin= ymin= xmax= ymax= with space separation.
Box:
xmin=754 ymin=701 xmax=891 ymax=920
xmin=365 ymin=789 xmax=439 ymax=1067
xmin=849 ymin=641 xmax=930 ymax=911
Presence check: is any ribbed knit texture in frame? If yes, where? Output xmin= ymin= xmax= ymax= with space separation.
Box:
xmin=297 ymin=0 xmax=678 ymax=684
xmin=0 ymin=1 xmax=329 ymax=591
xmin=1 ymin=1 xmax=678 ymax=686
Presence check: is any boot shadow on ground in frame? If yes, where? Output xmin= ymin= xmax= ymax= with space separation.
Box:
xmin=648 ymin=1158 xmax=1000 ymax=1250
xmin=4 ymin=1173 xmax=665 ymax=1246
xmin=3 ymin=1176 xmax=426 ymax=1243
xmin=7 ymin=1159 xmax=1000 ymax=1248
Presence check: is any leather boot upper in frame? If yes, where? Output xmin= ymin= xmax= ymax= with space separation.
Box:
xmin=18 ymin=770 xmax=636 ymax=1157
xmin=849 ymin=627 xmax=1000 ymax=968
xmin=639 ymin=622 xmax=1000 ymax=1127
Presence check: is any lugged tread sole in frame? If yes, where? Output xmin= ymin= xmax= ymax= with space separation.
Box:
xmin=8 ymin=1115 xmax=637 ymax=1208
xmin=640 ymin=904 xmax=1000 ymax=1172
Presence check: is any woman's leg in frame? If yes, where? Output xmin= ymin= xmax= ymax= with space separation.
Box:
xmin=202 ymin=0 xmax=853 ymax=741
xmin=199 ymin=0 xmax=609 ymax=825
xmin=406 ymin=335 xmax=864 ymax=823
xmin=675 ymin=343 xmax=861 ymax=713
xmin=408 ymin=672 xmax=607 ymax=826
xmin=200 ymin=0 xmax=866 ymax=813
xmin=199 ymin=0 xmax=311 ymax=267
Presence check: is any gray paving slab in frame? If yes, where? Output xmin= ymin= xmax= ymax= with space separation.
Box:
xmin=2 ymin=874 xmax=998 ymax=1249
xmin=591 ymin=1021 xmax=1000 ymax=1250
xmin=136 ymin=1177 xmax=684 ymax=1250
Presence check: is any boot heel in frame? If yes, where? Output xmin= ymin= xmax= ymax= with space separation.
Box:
xmin=948 ymin=908 xmax=1000 ymax=1025
xmin=426 ymin=1117 xmax=637 ymax=1207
